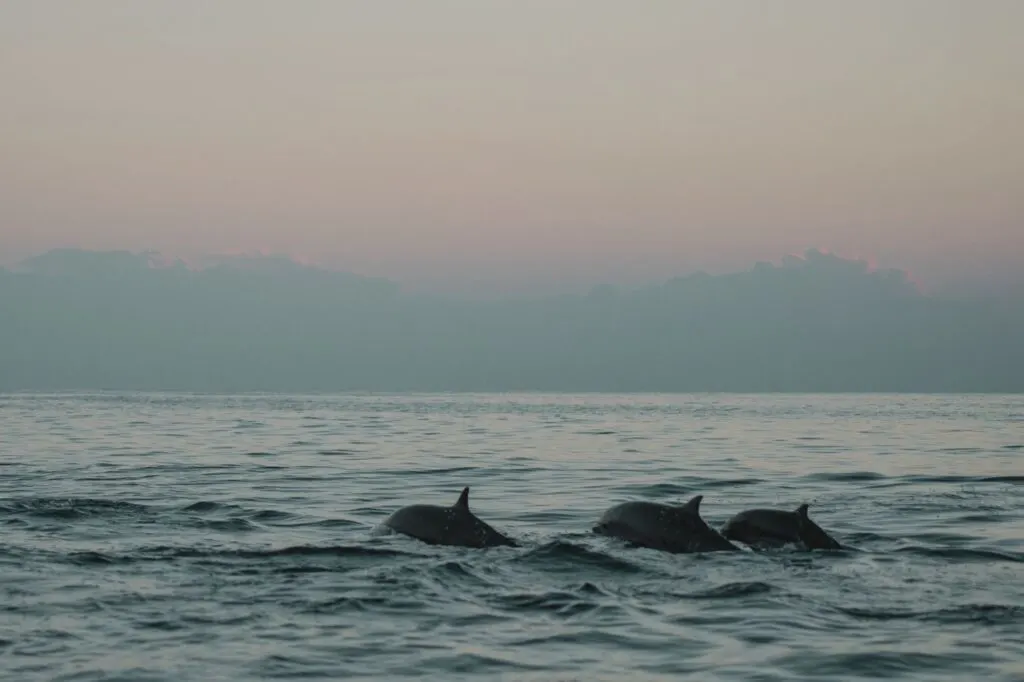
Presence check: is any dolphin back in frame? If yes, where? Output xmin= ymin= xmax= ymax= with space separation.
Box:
xmin=382 ymin=487 xmax=517 ymax=548
xmin=794 ymin=504 xmax=842 ymax=550
xmin=722 ymin=504 xmax=841 ymax=550
xmin=595 ymin=497 xmax=738 ymax=553
xmin=721 ymin=508 xmax=801 ymax=547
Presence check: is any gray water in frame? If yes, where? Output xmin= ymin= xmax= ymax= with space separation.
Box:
xmin=1 ymin=392 xmax=1022 ymax=681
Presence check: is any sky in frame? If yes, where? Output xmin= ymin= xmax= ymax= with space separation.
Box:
xmin=1 ymin=1 xmax=1021 ymax=295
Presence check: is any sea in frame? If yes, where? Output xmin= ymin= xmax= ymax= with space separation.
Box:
xmin=0 ymin=392 xmax=1021 ymax=681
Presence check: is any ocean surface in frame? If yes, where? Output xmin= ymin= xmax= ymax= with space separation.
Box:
xmin=1 ymin=392 xmax=1022 ymax=681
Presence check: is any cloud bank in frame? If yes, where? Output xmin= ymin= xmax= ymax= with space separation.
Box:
xmin=1 ymin=248 xmax=1020 ymax=392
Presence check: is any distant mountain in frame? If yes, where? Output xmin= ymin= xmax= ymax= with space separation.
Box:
xmin=0 ymin=247 xmax=1020 ymax=392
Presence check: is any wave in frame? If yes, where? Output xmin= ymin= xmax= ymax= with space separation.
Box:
xmin=516 ymin=540 xmax=643 ymax=573
xmin=618 ymin=478 xmax=763 ymax=499
xmin=65 ymin=543 xmax=421 ymax=566
xmin=800 ymin=472 xmax=1024 ymax=487
xmin=180 ymin=500 xmax=243 ymax=513
xmin=681 ymin=581 xmax=776 ymax=599
xmin=892 ymin=546 xmax=1023 ymax=563
xmin=802 ymin=471 xmax=886 ymax=482
xmin=900 ymin=474 xmax=1024 ymax=485
xmin=784 ymin=650 xmax=993 ymax=679
xmin=0 ymin=497 xmax=350 ymax=531
xmin=837 ymin=603 xmax=1022 ymax=626
xmin=299 ymin=595 xmax=426 ymax=615
xmin=492 ymin=586 xmax=608 ymax=619
xmin=0 ymin=498 xmax=152 ymax=520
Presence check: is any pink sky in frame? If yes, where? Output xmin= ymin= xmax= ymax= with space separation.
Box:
xmin=1 ymin=1 xmax=1021 ymax=295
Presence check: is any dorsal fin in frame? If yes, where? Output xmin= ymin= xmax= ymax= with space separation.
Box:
xmin=681 ymin=494 xmax=703 ymax=514
xmin=796 ymin=503 xmax=810 ymax=519
xmin=454 ymin=487 xmax=470 ymax=511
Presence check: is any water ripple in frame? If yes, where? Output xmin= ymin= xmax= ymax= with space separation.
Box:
xmin=1 ymin=391 xmax=1022 ymax=681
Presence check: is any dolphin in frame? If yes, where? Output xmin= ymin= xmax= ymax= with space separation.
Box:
xmin=593 ymin=494 xmax=739 ymax=553
xmin=720 ymin=503 xmax=841 ymax=550
xmin=380 ymin=487 xmax=517 ymax=548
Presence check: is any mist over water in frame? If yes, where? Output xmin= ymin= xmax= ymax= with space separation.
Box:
xmin=2 ymin=392 xmax=1022 ymax=681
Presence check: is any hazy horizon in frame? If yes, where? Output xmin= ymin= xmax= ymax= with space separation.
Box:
xmin=2 ymin=246 xmax=1022 ymax=393
xmin=3 ymin=244 xmax=1021 ymax=300
xmin=2 ymin=1 xmax=1021 ymax=297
